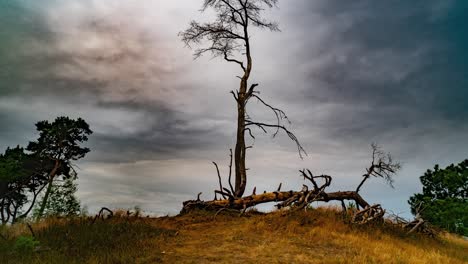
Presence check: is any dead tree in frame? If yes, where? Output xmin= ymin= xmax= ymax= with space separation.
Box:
xmin=182 ymin=144 xmax=400 ymax=225
xmin=180 ymin=0 xmax=305 ymax=198
xmin=91 ymin=207 xmax=113 ymax=224
xmin=391 ymin=202 xmax=436 ymax=236
xmin=352 ymin=204 xmax=386 ymax=224
xmin=356 ymin=143 xmax=401 ymax=194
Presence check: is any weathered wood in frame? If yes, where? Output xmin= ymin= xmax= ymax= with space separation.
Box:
xmin=352 ymin=204 xmax=385 ymax=224
xmin=182 ymin=168 xmax=372 ymax=214
xmin=92 ymin=207 xmax=113 ymax=224
xmin=181 ymin=190 xmax=370 ymax=213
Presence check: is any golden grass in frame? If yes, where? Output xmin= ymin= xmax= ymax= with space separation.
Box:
xmin=156 ymin=208 xmax=468 ymax=264
xmin=1 ymin=207 xmax=467 ymax=263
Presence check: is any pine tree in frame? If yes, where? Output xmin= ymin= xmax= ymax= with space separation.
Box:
xmin=33 ymin=178 xmax=81 ymax=218
xmin=409 ymin=160 xmax=468 ymax=236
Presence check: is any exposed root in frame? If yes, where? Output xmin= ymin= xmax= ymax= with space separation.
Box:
xmin=92 ymin=207 xmax=113 ymax=224
xmin=182 ymin=144 xmax=404 ymax=232
xmin=352 ymin=204 xmax=385 ymax=224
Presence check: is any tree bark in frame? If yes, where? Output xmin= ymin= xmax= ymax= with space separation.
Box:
xmin=0 ymin=199 xmax=5 ymax=224
xmin=36 ymin=160 xmax=60 ymax=221
xmin=234 ymin=78 xmax=247 ymax=197
xmin=234 ymin=17 xmax=253 ymax=197
xmin=182 ymin=190 xmax=370 ymax=213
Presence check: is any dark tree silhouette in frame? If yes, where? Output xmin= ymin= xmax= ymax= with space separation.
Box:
xmin=180 ymin=0 xmax=305 ymax=198
xmin=27 ymin=116 xmax=92 ymax=220
xmin=0 ymin=146 xmax=48 ymax=224
xmin=33 ymin=177 xmax=81 ymax=218
xmin=354 ymin=143 xmax=401 ymax=208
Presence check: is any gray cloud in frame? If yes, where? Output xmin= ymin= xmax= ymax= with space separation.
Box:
xmin=292 ymin=0 xmax=466 ymax=114
xmin=269 ymin=0 xmax=468 ymax=147
xmin=1 ymin=0 xmax=467 ymax=217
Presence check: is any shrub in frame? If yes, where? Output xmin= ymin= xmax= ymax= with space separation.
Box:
xmin=14 ymin=235 xmax=39 ymax=253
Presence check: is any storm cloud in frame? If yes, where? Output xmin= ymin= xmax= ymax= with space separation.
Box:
xmin=0 ymin=0 xmax=467 ymax=216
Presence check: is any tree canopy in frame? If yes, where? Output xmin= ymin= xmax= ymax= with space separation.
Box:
xmin=408 ymin=160 xmax=468 ymax=236
xmin=27 ymin=116 xmax=92 ymax=220
xmin=0 ymin=146 xmax=47 ymax=223
xmin=0 ymin=116 xmax=92 ymax=223
xmin=27 ymin=116 xmax=92 ymax=162
xmin=33 ymin=178 xmax=81 ymax=218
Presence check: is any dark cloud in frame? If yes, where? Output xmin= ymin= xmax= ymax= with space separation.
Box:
xmin=282 ymin=0 xmax=468 ymax=143
xmin=0 ymin=0 xmax=225 ymax=159
xmin=0 ymin=2 xmax=53 ymax=96
xmin=1 ymin=0 xmax=467 ymax=216
xmin=87 ymin=116 xmax=230 ymax=163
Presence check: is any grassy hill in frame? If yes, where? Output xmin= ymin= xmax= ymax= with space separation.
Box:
xmin=1 ymin=207 xmax=467 ymax=263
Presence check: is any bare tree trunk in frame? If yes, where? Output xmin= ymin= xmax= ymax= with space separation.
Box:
xmin=180 ymin=1 xmax=284 ymax=198
xmin=234 ymin=79 xmax=247 ymax=197
xmin=36 ymin=160 xmax=60 ymax=221
xmin=11 ymin=201 xmax=19 ymax=224
xmin=234 ymin=18 xmax=252 ymax=197
xmin=18 ymin=184 xmax=47 ymax=221
xmin=0 ymin=199 xmax=5 ymax=224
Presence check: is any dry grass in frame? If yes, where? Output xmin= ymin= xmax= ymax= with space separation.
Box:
xmin=1 ymin=207 xmax=467 ymax=263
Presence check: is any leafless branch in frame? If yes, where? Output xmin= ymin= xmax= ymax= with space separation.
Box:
xmin=356 ymin=143 xmax=401 ymax=193
xmin=92 ymin=207 xmax=113 ymax=224
xmin=26 ymin=223 xmax=35 ymax=238
xmin=228 ymin=149 xmax=235 ymax=194
xmin=215 ymin=190 xmax=235 ymax=200
xmin=213 ymin=162 xmax=227 ymax=199
xmin=249 ymin=94 xmax=290 ymax=135
xmin=230 ymin=90 xmax=239 ymax=102
xmin=181 ymin=0 xmax=279 ymax=65
xmin=244 ymin=128 xmax=256 ymax=139
xmin=277 ymin=182 xmax=282 ymax=192
xmin=245 ymin=121 xmax=306 ymax=158
xmin=224 ymin=51 xmax=246 ymax=71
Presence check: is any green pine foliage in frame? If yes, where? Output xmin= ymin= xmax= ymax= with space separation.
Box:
xmin=0 ymin=146 xmax=47 ymax=224
xmin=13 ymin=236 xmax=40 ymax=253
xmin=27 ymin=116 xmax=92 ymax=163
xmin=27 ymin=116 xmax=92 ymax=220
xmin=1 ymin=116 xmax=92 ymax=223
xmin=409 ymin=160 xmax=468 ymax=236
xmin=33 ymin=178 xmax=81 ymax=218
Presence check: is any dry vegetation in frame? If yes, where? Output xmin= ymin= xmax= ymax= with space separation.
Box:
xmin=1 ymin=207 xmax=467 ymax=264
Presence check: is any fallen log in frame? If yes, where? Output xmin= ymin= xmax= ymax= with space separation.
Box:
xmin=403 ymin=205 xmax=437 ymax=236
xmin=182 ymin=168 xmax=373 ymax=214
xmin=182 ymin=144 xmax=402 ymax=234
xmin=91 ymin=207 xmax=113 ymax=224
xmin=187 ymin=144 xmax=400 ymax=214
xmin=181 ymin=190 xmax=370 ymax=214
xmin=352 ymin=204 xmax=385 ymax=224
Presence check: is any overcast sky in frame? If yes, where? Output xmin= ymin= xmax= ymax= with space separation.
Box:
xmin=1 ymin=0 xmax=467 ymax=217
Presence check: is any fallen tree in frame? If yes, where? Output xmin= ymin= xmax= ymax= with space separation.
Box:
xmin=182 ymin=143 xmax=399 ymax=225
xmin=183 ymin=171 xmax=369 ymax=212
xmin=388 ymin=203 xmax=437 ymax=236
